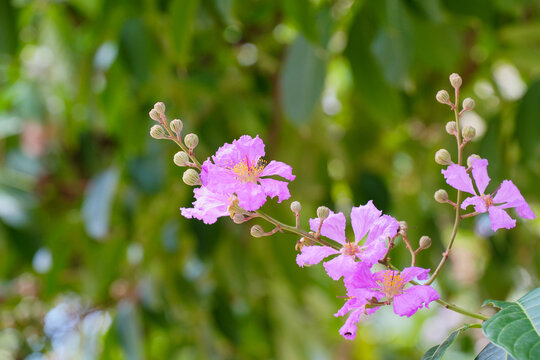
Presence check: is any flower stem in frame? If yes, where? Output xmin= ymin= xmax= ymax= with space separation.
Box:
xmin=435 ymin=299 xmax=489 ymax=321
xmin=160 ymin=114 xmax=202 ymax=169
xmin=426 ymin=88 xmax=463 ymax=286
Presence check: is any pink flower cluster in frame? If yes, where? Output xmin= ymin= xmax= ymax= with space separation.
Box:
xmin=181 ymin=135 xmax=295 ymax=223
xmin=296 ymin=201 xmax=439 ymax=340
xmin=442 ymin=157 xmax=535 ymax=231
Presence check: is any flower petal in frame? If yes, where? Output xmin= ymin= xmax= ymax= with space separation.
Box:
xmin=260 ymin=160 xmax=296 ymax=181
xmin=296 ymin=245 xmax=339 ymax=267
xmin=338 ymin=309 xmax=363 ymax=340
xmin=350 ymin=201 xmax=382 ymax=242
xmin=442 ymin=164 xmax=476 ymax=195
xmin=493 ymin=180 xmax=535 ymax=219
xmin=365 ymin=215 xmax=399 ymax=245
xmin=180 ymin=187 xmax=231 ymax=224
xmin=343 ymin=262 xmax=378 ymax=291
xmin=488 ymin=206 xmax=516 ymax=231
xmin=212 ymin=135 xmax=266 ymax=167
xmin=471 ymin=158 xmax=490 ymax=194
xmin=461 ymin=195 xmax=487 ymax=213
xmin=392 ymin=285 xmax=439 ymax=317
xmin=234 ymin=182 xmax=267 ymax=211
xmin=258 ymin=178 xmax=291 ymax=203
xmin=400 ymin=266 xmax=431 ymax=282
xmin=357 ymin=239 xmax=387 ymax=267
xmin=309 ymin=211 xmax=347 ymax=244
xmin=323 ymin=254 xmax=357 ymax=280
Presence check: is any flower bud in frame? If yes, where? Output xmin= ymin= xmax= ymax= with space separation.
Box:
xmin=462 ymin=97 xmax=475 ymax=111
xmin=435 ymin=149 xmax=453 ymax=165
xmin=170 ymin=119 xmax=183 ymax=134
xmin=316 ymin=206 xmax=330 ymax=220
xmin=173 ymin=151 xmax=190 ymax=167
xmin=182 ymin=169 xmax=201 ymax=186
xmin=149 ymin=109 xmax=161 ymax=122
xmin=295 ymin=238 xmax=305 ymax=252
xmin=232 ymin=214 xmax=245 ymax=224
xmin=150 ymin=125 xmax=166 ymax=139
xmin=419 ymin=235 xmax=432 ymax=250
xmin=445 ymin=121 xmax=457 ymax=135
xmin=290 ymin=201 xmax=302 ymax=214
xmin=184 ymin=133 xmax=199 ymax=149
xmin=467 ymin=154 xmax=481 ymax=168
xmin=436 ymin=90 xmax=450 ymax=104
xmin=462 ymin=126 xmax=476 ymax=141
xmin=434 ymin=189 xmax=449 ymax=203
xmin=399 ymin=221 xmax=408 ymax=233
xmin=449 ymin=73 xmax=462 ymax=89
xmin=250 ymin=225 xmax=265 ymax=238
xmin=153 ymin=102 xmax=166 ymax=114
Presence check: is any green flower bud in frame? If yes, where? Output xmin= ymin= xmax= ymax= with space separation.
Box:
xmin=149 ymin=109 xmax=161 ymax=122
xmin=150 ymin=125 xmax=166 ymax=139
xmin=467 ymin=154 xmax=481 ymax=167
xmin=316 ymin=206 xmax=330 ymax=220
xmin=445 ymin=121 xmax=457 ymax=135
xmin=419 ymin=236 xmax=432 ymax=250
xmin=184 ymin=133 xmax=199 ymax=149
xmin=436 ymin=90 xmax=450 ymax=104
xmin=462 ymin=97 xmax=475 ymax=111
xmin=170 ymin=119 xmax=183 ymax=134
xmin=153 ymin=102 xmax=166 ymax=114
xmin=434 ymin=189 xmax=449 ymax=203
xmin=290 ymin=201 xmax=302 ymax=214
xmin=449 ymin=73 xmax=462 ymax=89
xmin=182 ymin=169 xmax=201 ymax=186
xmin=435 ymin=149 xmax=453 ymax=165
xmin=232 ymin=214 xmax=245 ymax=224
xmin=462 ymin=126 xmax=476 ymax=141
xmin=173 ymin=151 xmax=190 ymax=167
xmin=250 ymin=225 xmax=265 ymax=238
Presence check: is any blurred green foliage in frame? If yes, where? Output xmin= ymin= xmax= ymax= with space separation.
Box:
xmin=0 ymin=0 xmax=539 ymax=358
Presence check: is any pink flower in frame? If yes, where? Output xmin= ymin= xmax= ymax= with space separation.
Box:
xmin=296 ymin=201 xmax=399 ymax=280
xmin=442 ymin=158 xmax=535 ymax=231
xmin=180 ymin=186 xmax=234 ymax=224
xmin=335 ymin=264 xmax=439 ymax=340
xmin=201 ymin=135 xmax=295 ymax=211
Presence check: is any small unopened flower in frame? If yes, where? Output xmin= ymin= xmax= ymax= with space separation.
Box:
xmin=442 ymin=158 xmax=535 ymax=231
xmin=296 ymin=201 xmax=399 ymax=280
xmin=435 ymin=149 xmax=453 ymax=165
xmin=434 ymin=189 xmax=449 ymax=203
xmin=184 ymin=133 xmax=199 ymax=149
xmin=462 ymin=126 xmax=476 ymax=141
xmin=449 ymin=73 xmax=462 ymax=89
xmin=290 ymin=201 xmax=301 ymax=213
xmin=153 ymin=102 xmax=166 ymax=114
xmin=445 ymin=121 xmax=457 ymax=135
xmin=170 ymin=119 xmax=183 ymax=134
xmin=150 ymin=125 xmax=166 ymax=139
xmin=462 ymin=97 xmax=475 ymax=111
xmin=436 ymin=90 xmax=450 ymax=104
xmin=182 ymin=169 xmax=201 ymax=186
xmin=317 ymin=206 xmax=330 ymax=220
xmin=174 ymin=151 xmax=190 ymax=167
xmin=335 ymin=264 xmax=439 ymax=340
xmin=419 ymin=236 xmax=432 ymax=250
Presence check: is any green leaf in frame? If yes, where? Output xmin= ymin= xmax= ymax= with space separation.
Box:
xmin=119 ymin=18 xmax=158 ymax=82
xmin=170 ymin=0 xmax=199 ymax=63
xmin=0 ymin=0 xmax=17 ymax=55
xmin=280 ymin=35 xmax=326 ymax=125
xmin=422 ymin=324 xmax=475 ymax=360
xmin=281 ymin=0 xmax=317 ymax=41
xmin=475 ymin=343 xmax=516 ymax=360
xmin=482 ymin=287 xmax=540 ymax=360
xmin=515 ymin=80 xmax=540 ymax=162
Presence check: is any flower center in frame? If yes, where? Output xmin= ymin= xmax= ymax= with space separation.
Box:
xmin=231 ymin=157 xmax=266 ymax=183
xmin=342 ymin=242 xmax=361 ymax=256
xmin=376 ymin=270 xmax=406 ymax=298
xmin=481 ymin=194 xmax=493 ymax=208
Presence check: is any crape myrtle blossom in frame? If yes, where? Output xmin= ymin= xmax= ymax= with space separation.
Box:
xmin=200 ymin=135 xmax=295 ymax=211
xmin=336 ymin=264 xmax=439 ymax=340
xmin=180 ymin=186 xmax=235 ymax=224
xmin=296 ymin=201 xmax=399 ymax=280
xmin=442 ymin=157 xmax=535 ymax=231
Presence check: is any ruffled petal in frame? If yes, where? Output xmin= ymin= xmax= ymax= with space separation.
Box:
xmin=471 ymin=158 xmax=490 ymax=194
xmin=392 ymin=285 xmax=439 ymax=317
xmin=296 ymin=245 xmax=339 ymax=267
xmin=350 ymin=201 xmax=382 ymax=242
xmin=400 ymin=266 xmax=431 ymax=282
xmin=488 ymin=206 xmax=516 ymax=231
xmin=442 ymin=164 xmax=476 ymax=195
xmin=309 ymin=211 xmax=347 ymax=244
xmin=357 ymin=239 xmax=387 ymax=267
xmin=258 ymin=178 xmax=291 ymax=203
xmin=180 ymin=187 xmax=231 ymax=224
xmin=366 ymin=214 xmax=399 ymax=245
xmin=234 ymin=182 xmax=267 ymax=211
xmin=343 ymin=262 xmax=379 ymax=291
xmin=515 ymin=202 xmax=536 ymax=220
xmin=201 ymin=162 xmax=238 ymax=192
xmin=461 ymin=195 xmax=487 ymax=213
xmin=260 ymin=160 xmax=296 ymax=181
xmin=212 ymin=135 xmax=265 ymax=167
xmin=323 ymin=254 xmax=357 ymax=280
xmin=492 ymin=180 xmax=535 ymax=221
xmin=338 ymin=309 xmax=363 ymax=340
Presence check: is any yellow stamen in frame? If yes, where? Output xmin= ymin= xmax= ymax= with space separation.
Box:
xmin=481 ymin=194 xmax=493 ymax=208
xmin=377 ymin=270 xmax=406 ymax=298
xmin=342 ymin=243 xmax=360 ymax=256
xmin=230 ymin=158 xmax=267 ymax=183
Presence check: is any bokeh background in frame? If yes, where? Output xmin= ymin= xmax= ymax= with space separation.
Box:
xmin=1 ymin=0 xmax=540 ymax=358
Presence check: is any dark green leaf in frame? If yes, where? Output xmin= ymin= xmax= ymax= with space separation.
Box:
xmin=482 ymin=287 xmax=540 ymax=360
xmin=515 ymin=80 xmax=540 ymax=162
xmin=475 ymin=343 xmax=515 ymax=360
xmin=170 ymin=0 xmax=199 ymax=63
xmin=422 ymin=324 xmax=475 ymax=360
xmin=0 ymin=0 xmax=17 ymax=55
xmin=281 ymin=0 xmax=317 ymax=41
xmin=280 ymin=35 xmax=326 ymax=125
xmin=119 ymin=18 xmax=158 ymax=82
